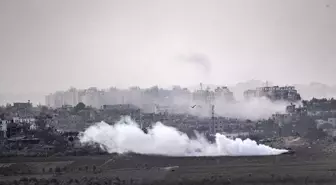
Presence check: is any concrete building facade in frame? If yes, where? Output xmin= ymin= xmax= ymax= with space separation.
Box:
xmin=244 ymin=86 xmax=301 ymax=102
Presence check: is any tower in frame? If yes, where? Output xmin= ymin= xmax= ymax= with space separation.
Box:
xmin=211 ymin=104 xmax=215 ymax=134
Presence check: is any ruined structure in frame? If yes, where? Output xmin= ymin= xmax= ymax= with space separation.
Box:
xmin=192 ymin=84 xmax=235 ymax=104
xmin=244 ymin=86 xmax=301 ymax=102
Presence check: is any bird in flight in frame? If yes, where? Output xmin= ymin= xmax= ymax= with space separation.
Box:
xmin=191 ymin=105 xmax=202 ymax=108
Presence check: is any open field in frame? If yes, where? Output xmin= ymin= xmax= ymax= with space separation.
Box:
xmin=1 ymin=147 xmax=336 ymax=184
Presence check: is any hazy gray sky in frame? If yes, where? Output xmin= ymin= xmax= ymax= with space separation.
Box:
xmin=0 ymin=0 xmax=335 ymax=93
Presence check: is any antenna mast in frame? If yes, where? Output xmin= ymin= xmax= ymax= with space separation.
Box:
xmin=211 ymin=104 xmax=215 ymax=135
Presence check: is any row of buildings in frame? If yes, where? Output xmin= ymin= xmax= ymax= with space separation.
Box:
xmin=4 ymin=96 xmax=336 ymax=156
xmin=45 ymin=85 xmax=236 ymax=109
xmin=46 ymin=84 xmax=301 ymax=109
xmin=244 ymin=86 xmax=301 ymax=102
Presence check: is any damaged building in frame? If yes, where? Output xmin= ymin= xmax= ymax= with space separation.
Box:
xmin=244 ymin=86 xmax=301 ymax=102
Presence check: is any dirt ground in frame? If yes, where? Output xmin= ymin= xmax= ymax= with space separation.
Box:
xmin=1 ymin=146 xmax=336 ymax=184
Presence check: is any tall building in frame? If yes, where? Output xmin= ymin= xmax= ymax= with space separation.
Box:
xmin=243 ymin=90 xmax=257 ymax=100
xmin=192 ymin=87 xmax=215 ymax=104
xmin=45 ymin=94 xmax=52 ymax=107
xmin=53 ymin=91 xmax=65 ymax=108
xmin=244 ymin=86 xmax=301 ymax=102
xmin=214 ymin=86 xmax=235 ymax=102
xmin=45 ymin=91 xmax=65 ymax=108
xmin=192 ymin=86 xmax=235 ymax=104
xmin=63 ymin=87 xmax=79 ymax=107
xmin=80 ymin=87 xmax=103 ymax=108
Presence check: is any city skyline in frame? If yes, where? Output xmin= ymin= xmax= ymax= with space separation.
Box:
xmin=2 ymin=79 xmax=336 ymax=106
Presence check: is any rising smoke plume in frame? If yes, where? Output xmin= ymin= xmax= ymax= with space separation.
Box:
xmin=177 ymin=53 xmax=211 ymax=76
xmin=79 ymin=116 xmax=287 ymax=156
xmin=99 ymin=87 xmax=295 ymax=120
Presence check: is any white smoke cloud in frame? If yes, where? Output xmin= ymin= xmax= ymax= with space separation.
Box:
xmin=177 ymin=53 xmax=211 ymax=76
xmin=213 ymin=97 xmax=290 ymax=120
xmin=79 ymin=117 xmax=287 ymax=156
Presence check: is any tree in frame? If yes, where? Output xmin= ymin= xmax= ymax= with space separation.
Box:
xmin=302 ymin=100 xmax=308 ymax=107
xmin=0 ymin=113 xmax=4 ymax=120
xmin=331 ymin=98 xmax=336 ymax=109
xmin=35 ymin=113 xmax=48 ymax=129
xmin=74 ymin=102 xmax=86 ymax=112
xmin=55 ymin=166 xmax=61 ymax=174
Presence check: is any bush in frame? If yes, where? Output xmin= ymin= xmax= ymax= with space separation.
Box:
xmin=55 ymin=166 xmax=61 ymax=173
xmin=29 ymin=177 xmax=38 ymax=184
xmin=50 ymin=178 xmax=59 ymax=185
xmin=19 ymin=177 xmax=28 ymax=182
